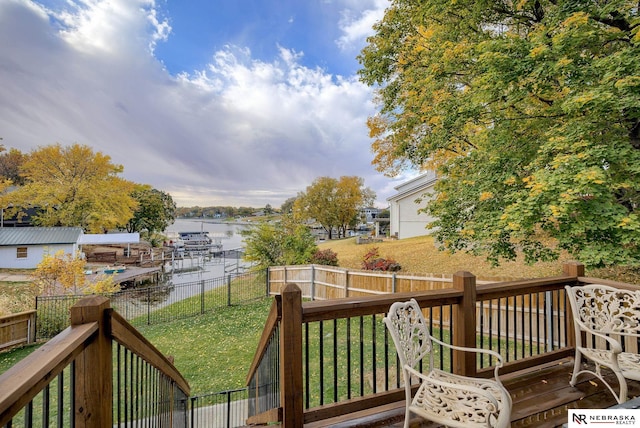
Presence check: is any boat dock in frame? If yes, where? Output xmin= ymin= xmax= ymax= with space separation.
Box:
xmin=87 ymin=266 xmax=162 ymax=288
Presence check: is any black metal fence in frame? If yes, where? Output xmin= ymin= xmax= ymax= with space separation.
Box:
xmin=35 ymin=269 xmax=268 ymax=340
xmin=188 ymin=388 xmax=249 ymax=428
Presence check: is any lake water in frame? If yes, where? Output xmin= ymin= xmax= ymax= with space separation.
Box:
xmin=162 ymin=219 xmax=251 ymax=283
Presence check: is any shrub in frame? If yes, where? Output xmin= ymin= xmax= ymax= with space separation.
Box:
xmin=361 ymin=247 xmax=401 ymax=272
xmin=311 ymin=249 xmax=339 ymax=266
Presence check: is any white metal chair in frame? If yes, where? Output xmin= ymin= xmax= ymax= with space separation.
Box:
xmin=565 ymin=284 xmax=640 ymax=403
xmin=383 ymin=299 xmax=512 ymax=428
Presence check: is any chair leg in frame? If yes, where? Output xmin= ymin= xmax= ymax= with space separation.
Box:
xmin=404 ymin=408 xmax=411 ymax=428
xmin=615 ymin=372 xmax=628 ymax=404
xmin=570 ymin=351 xmax=582 ymax=387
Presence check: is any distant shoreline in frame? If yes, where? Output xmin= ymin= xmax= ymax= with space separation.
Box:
xmin=176 ymin=218 xmax=254 ymax=226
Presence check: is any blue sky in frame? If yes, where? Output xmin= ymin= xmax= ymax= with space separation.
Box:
xmin=0 ymin=0 xmax=414 ymax=208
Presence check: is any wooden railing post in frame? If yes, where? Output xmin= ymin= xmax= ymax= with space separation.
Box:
xmin=280 ymin=283 xmax=303 ymax=427
xmin=453 ymin=271 xmax=477 ymax=377
xmin=562 ymin=261 xmax=584 ymax=350
xmin=563 ymin=261 xmax=585 ymax=278
xmin=70 ymin=296 xmax=112 ymax=428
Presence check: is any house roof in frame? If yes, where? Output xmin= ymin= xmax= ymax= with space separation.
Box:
xmin=0 ymin=227 xmax=83 ymax=246
xmin=78 ymin=233 xmax=140 ymax=245
xmin=387 ymin=172 xmax=438 ymax=202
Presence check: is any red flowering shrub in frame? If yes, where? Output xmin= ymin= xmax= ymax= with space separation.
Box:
xmin=361 ymin=247 xmax=401 ymax=272
xmin=311 ymin=249 xmax=339 ymax=266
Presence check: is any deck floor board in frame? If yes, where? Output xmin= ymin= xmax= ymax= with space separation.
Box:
xmin=304 ymin=358 xmax=640 ymax=428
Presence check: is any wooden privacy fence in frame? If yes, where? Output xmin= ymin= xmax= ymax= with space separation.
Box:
xmin=268 ymin=265 xmax=567 ymax=346
xmin=0 ymin=310 xmax=36 ymax=352
xmin=268 ymin=265 xmax=514 ymax=299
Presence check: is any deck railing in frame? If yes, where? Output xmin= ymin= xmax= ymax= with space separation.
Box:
xmin=0 ymin=296 xmax=190 ymax=427
xmin=246 ymin=261 xmax=621 ymax=427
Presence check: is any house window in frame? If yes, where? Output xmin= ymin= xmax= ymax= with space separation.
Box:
xmin=16 ymin=247 xmax=28 ymax=258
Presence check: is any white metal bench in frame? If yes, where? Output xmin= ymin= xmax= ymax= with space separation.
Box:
xmin=565 ymin=284 xmax=640 ymax=403
xmin=383 ymin=299 xmax=512 ymax=428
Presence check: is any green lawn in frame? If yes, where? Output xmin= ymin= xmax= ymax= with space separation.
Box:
xmin=136 ymin=297 xmax=272 ymax=394
xmin=0 ymin=297 xmax=273 ymax=396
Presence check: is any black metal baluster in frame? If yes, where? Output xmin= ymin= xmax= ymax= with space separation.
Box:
xmin=346 ymin=317 xmax=352 ymax=399
xmin=333 ymin=319 xmax=338 ymax=403
xmin=319 ymin=321 xmax=324 ymax=405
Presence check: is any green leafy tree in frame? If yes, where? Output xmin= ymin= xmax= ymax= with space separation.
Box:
xmin=359 ymin=1 xmax=640 ymax=267
xmin=127 ymin=185 xmax=176 ymax=234
xmin=294 ymin=176 xmax=376 ymax=239
xmin=9 ymin=144 xmax=137 ymax=232
xmin=242 ymin=216 xmax=318 ymax=270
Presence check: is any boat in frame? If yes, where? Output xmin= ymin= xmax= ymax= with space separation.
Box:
xmin=177 ymin=231 xmax=223 ymax=254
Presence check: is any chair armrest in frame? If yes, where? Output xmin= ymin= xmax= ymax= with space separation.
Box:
xmin=430 ymin=335 xmax=506 ymax=381
xmin=574 ymin=321 xmax=623 ymax=354
xmin=430 ymin=335 xmax=505 ymax=367
xmin=404 ymin=365 xmax=501 ymax=409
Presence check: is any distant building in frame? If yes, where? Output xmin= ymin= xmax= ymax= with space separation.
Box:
xmin=360 ymin=207 xmax=381 ymax=224
xmin=387 ymin=172 xmax=438 ymax=240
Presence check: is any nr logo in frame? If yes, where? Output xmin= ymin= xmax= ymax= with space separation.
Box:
xmin=573 ymin=413 xmax=588 ymax=424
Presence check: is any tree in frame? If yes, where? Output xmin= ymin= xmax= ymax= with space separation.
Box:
xmin=127 ymin=185 xmax=176 ymax=234
xmin=280 ymin=197 xmax=297 ymax=215
xmin=335 ymin=176 xmax=376 ymax=238
xmin=33 ymin=250 xmax=118 ymax=295
xmin=358 ymin=1 xmax=640 ymax=267
xmin=294 ymin=176 xmax=376 ymax=239
xmin=241 ymin=216 xmax=318 ymax=270
xmin=0 ymin=146 xmax=26 ymax=186
xmin=9 ymin=144 xmax=137 ymax=233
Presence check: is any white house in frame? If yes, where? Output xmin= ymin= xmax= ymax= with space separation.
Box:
xmin=387 ymin=171 xmax=438 ymax=239
xmin=0 ymin=227 xmax=83 ymax=269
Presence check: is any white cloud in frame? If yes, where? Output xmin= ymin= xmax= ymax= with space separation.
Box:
xmin=336 ymin=0 xmax=388 ymax=51
xmin=0 ymin=0 xmax=393 ymax=208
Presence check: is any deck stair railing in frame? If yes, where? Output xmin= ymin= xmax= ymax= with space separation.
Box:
xmin=0 ymin=295 xmax=190 ymax=427
xmin=245 ymin=262 xmax=596 ymax=427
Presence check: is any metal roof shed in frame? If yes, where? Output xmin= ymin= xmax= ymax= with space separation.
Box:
xmin=0 ymin=227 xmax=84 ymax=269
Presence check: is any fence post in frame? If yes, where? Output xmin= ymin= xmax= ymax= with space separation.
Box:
xmin=344 ymin=269 xmax=349 ymax=298
xmin=310 ymin=265 xmax=316 ymax=301
xmin=70 ymin=296 xmax=112 ymax=427
xmin=279 ymin=283 xmax=303 ymax=427
xmin=266 ymin=268 xmax=270 ymax=297
xmin=201 ymin=279 xmax=206 ymax=314
xmin=227 ymin=275 xmax=232 ymax=306
xmin=147 ymin=287 xmax=151 ymax=325
xmin=452 ymin=271 xmax=477 ymax=377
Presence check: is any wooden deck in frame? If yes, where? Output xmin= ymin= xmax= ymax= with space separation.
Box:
xmin=307 ymin=358 xmax=640 ymax=428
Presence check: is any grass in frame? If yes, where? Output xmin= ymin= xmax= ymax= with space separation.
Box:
xmin=136 ymin=297 xmax=272 ymax=394
xmin=0 ymin=281 xmax=36 ymax=316
xmin=319 ymin=235 xmax=640 ymax=282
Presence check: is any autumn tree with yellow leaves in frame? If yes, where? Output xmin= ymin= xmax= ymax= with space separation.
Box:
xmin=358 ymin=1 xmax=640 ymax=267
xmin=33 ymin=250 xmax=118 ymax=296
xmin=8 ymin=143 xmax=137 ymax=233
xmin=293 ymin=176 xmax=375 ymax=239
